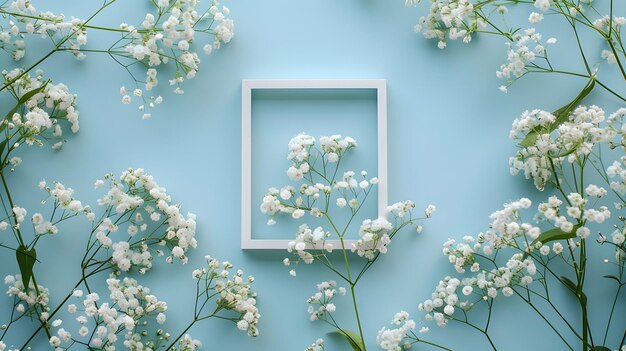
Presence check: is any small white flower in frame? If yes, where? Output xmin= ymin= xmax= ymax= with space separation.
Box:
xmin=49 ymin=336 xmax=61 ymax=347
xmin=528 ymin=12 xmax=544 ymax=23
xmin=336 ymin=198 xmax=347 ymax=208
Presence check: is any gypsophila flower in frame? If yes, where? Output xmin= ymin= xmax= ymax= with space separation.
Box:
xmin=413 ymin=0 xmax=484 ymax=49
xmin=287 ymin=224 xmax=332 ymax=265
xmin=4 ymin=274 xmax=50 ymax=315
xmin=1 ymin=69 xmax=79 ymax=152
xmin=534 ymin=0 xmax=551 ymax=12
xmin=510 ymin=105 xmax=609 ymax=190
xmin=261 ymin=133 xmax=431 ymax=348
xmin=96 ymin=168 xmax=197 ymax=269
xmin=353 ymin=217 xmax=393 ymax=259
xmin=48 ymin=275 xmax=169 ymax=349
xmin=306 ymin=281 xmax=344 ymax=321
xmin=528 ymin=12 xmax=544 ymax=24
xmin=109 ymin=0 xmax=235 ymax=116
xmin=304 ymin=338 xmax=325 ymax=351
xmin=377 ymin=311 xmax=416 ymax=351
xmin=419 ymin=193 xmax=611 ymax=335
xmin=497 ymin=28 xmax=548 ymax=81
xmin=194 ymin=256 xmax=260 ymax=337
xmin=175 ymin=334 xmax=203 ymax=350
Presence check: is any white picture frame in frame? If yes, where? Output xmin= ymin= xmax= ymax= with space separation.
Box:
xmin=241 ymin=79 xmax=388 ymax=249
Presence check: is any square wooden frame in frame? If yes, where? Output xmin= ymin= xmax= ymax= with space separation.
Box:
xmin=241 ymin=79 xmax=388 ymax=249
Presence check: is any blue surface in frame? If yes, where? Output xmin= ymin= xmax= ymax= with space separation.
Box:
xmin=251 ymin=88 xmax=378 ymax=240
xmin=0 ymin=0 xmax=624 ymax=350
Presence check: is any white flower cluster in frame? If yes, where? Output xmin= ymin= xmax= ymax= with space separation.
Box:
xmin=3 ymin=0 xmax=88 ymax=60
xmin=421 ymin=253 xmax=536 ymax=327
xmin=174 ymin=334 xmax=203 ymax=351
xmin=263 ymin=133 xmax=428 ymax=274
xmin=49 ymin=277 xmax=168 ymax=350
xmin=411 ymin=0 xmax=484 ymax=49
xmin=442 ymin=236 xmax=479 ymax=274
xmin=538 ymin=193 xmax=609 ymax=236
xmin=496 ymin=28 xmax=555 ymax=82
xmin=592 ymin=15 xmax=626 ymax=65
xmin=5 ymin=0 xmax=235 ymax=119
xmin=285 ymin=134 xmax=356 ymax=183
xmin=306 ymin=280 xmax=345 ymax=321
xmin=31 ymin=211 xmax=56 ymax=235
xmin=196 ymin=256 xmax=260 ymax=337
xmin=260 ymin=134 xmax=373 ymax=227
xmin=319 ymin=134 xmax=357 ymax=162
xmin=608 ymin=158 xmax=626 ymax=195
xmin=287 ymin=133 xmax=316 ymax=162
xmin=484 ymin=197 xmax=534 ymax=253
xmin=510 ymin=105 xmax=613 ymax=190
xmin=2 ymin=68 xmax=79 ymax=151
xmin=110 ymin=237 xmax=153 ymax=273
xmin=287 ymin=224 xmax=332 ymax=264
xmin=609 ymin=227 xmax=626 ymax=246
xmin=4 ymin=274 xmax=50 ymax=318
xmin=96 ymin=168 xmax=197 ymax=270
xmin=353 ymin=217 xmax=393 ymax=259
xmin=353 ymin=201 xmax=427 ymax=260
xmin=420 ymin=194 xmax=617 ymax=329
xmin=39 ymin=180 xmax=93 ymax=219
xmin=605 ymin=108 xmax=626 ymax=193
xmin=117 ymin=0 xmax=234 ymax=116
xmin=260 ymin=182 xmax=332 ymax=220
xmin=304 ymin=338 xmax=325 ymax=351
xmin=376 ymin=311 xmax=416 ymax=351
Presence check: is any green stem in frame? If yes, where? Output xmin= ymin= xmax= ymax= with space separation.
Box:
xmin=515 ymin=289 xmax=576 ymax=350
xmin=607 ymin=39 xmax=626 ymax=80
xmin=548 ymin=158 xmax=572 ymax=205
xmin=165 ymin=318 xmax=197 ymax=350
xmin=578 ymin=239 xmax=589 ymax=351
xmin=0 ymin=171 xmax=25 ymax=247
xmin=0 ymin=171 xmax=50 ymax=338
xmin=603 ymin=280 xmax=623 ymax=345
xmin=19 ymin=273 xmax=88 ymax=349
xmin=28 ymin=273 xmax=52 ymax=339
xmin=457 ymin=316 xmax=498 ymax=351
xmin=525 ymin=68 xmax=625 ymax=103
xmin=414 ymin=338 xmax=454 ymax=351
xmin=524 ymin=280 xmax=583 ymax=341
xmin=332 ymin=213 xmax=366 ymax=350
xmin=349 ymin=284 xmax=366 ymax=351
xmin=604 ymin=0 xmax=626 ymax=79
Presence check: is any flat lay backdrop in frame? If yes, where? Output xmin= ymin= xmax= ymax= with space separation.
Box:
xmin=0 ymin=0 xmax=624 ymax=350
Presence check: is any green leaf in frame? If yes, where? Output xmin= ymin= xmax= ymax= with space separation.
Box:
xmin=520 ymin=77 xmax=595 ymax=148
xmin=0 ymin=81 xmax=49 ymax=134
xmin=591 ymin=347 xmax=611 ymax=351
xmin=0 ymin=81 xmax=49 ymax=162
xmin=603 ymin=275 xmax=623 ymax=285
xmin=16 ymin=245 xmax=36 ymax=289
xmin=561 ymin=276 xmax=587 ymax=305
xmin=546 ymin=142 xmax=582 ymax=159
xmin=560 ymin=276 xmax=577 ymax=294
xmin=328 ymin=330 xmax=365 ymax=351
xmin=524 ymin=227 xmax=577 ymax=259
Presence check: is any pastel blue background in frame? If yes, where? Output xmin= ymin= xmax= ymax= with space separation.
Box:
xmin=0 ymin=0 xmax=624 ymax=350
xmin=251 ymin=88 xmax=378 ymax=240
